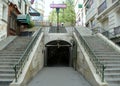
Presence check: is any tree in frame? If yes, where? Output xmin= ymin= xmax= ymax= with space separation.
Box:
xmin=48 ymin=0 xmax=76 ymax=26
xmin=48 ymin=9 xmax=57 ymax=23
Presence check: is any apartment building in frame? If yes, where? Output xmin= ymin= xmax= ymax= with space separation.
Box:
xmin=8 ymin=0 xmax=30 ymax=35
xmin=31 ymin=0 xmax=45 ymax=21
xmin=84 ymin=0 xmax=120 ymax=33
xmin=0 ymin=0 xmax=8 ymax=41
xmin=74 ymin=0 xmax=85 ymax=26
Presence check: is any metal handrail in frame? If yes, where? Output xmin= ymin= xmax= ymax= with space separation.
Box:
xmin=74 ymin=28 xmax=105 ymax=82
xmin=13 ymin=28 xmax=42 ymax=82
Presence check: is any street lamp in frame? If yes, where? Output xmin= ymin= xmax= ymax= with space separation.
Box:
xmin=50 ymin=4 xmax=66 ymax=33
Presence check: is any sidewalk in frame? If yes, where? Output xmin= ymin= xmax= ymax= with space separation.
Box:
xmin=28 ymin=67 xmax=91 ymax=86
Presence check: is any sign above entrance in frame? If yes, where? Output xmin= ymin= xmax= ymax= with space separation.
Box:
xmin=50 ymin=4 xmax=66 ymax=8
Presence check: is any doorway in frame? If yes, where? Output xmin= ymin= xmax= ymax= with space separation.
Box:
xmin=45 ymin=40 xmax=71 ymax=67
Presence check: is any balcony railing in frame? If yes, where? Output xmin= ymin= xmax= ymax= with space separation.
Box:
xmin=112 ymin=0 xmax=116 ymax=3
xmin=98 ymin=0 xmax=107 ymax=14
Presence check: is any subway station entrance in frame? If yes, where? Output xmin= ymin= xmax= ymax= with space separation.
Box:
xmin=44 ymin=40 xmax=72 ymax=67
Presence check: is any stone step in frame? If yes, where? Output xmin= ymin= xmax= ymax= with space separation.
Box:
xmin=0 ymin=56 xmax=20 ymax=59
xmin=99 ymin=58 xmax=120 ymax=60
xmin=96 ymin=55 xmax=120 ymax=57
xmin=0 ymin=61 xmax=17 ymax=65
xmin=105 ymin=64 xmax=120 ymax=68
xmin=0 ymin=65 xmax=13 ymax=69
xmin=108 ymin=83 xmax=120 ymax=86
xmin=0 ymin=50 xmax=24 ymax=53
xmin=0 ymin=74 xmax=14 ymax=79
xmin=94 ymin=51 xmax=118 ymax=53
xmin=0 ymin=54 xmax=22 ymax=56
xmin=0 ymin=69 xmax=14 ymax=74
xmin=105 ymin=73 xmax=120 ymax=78
xmin=94 ymin=53 xmax=120 ymax=55
xmin=101 ymin=61 xmax=120 ymax=64
xmin=0 ymin=52 xmax=23 ymax=54
xmin=105 ymin=68 xmax=120 ymax=73
xmin=0 ymin=79 xmax=13 ymax=82
xmin=0 ymin=59 xmax=18 ymax=62
xmin=101 ymin=60 xmax=120 ymax=62
xmin=105 ymin=78 xmax=120 ymax=84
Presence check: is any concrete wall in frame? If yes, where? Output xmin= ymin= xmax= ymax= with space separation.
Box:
xmin=10 ymin=33 xmax=44 ymax=86
xmin=44 ymin=33 xmax=73 ymax=45
xmin=73 ymin=32 xmax=108 ymax=86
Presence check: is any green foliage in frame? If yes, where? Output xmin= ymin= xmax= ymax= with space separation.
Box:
xmin=48 ymin=0 xmax=76 ymax=26
xmin=48 ymin=9 xmax=57 ymax=23
xmin=28 ymin=21 xmax=35 ymax=28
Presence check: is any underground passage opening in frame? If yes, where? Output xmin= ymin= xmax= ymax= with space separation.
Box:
xmin=45 ymin=40 xmax=71 ymax=67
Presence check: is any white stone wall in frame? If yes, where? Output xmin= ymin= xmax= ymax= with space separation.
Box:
xmin=85 ymin=0 xmax=120 ymax=31
xmin=0 ymin=1 xmax=8 ymax=41
xmin=86 ymin=1 xmax=97 ymax=23
xmin=74 ymin=0 xmax=85 ymax=26
xmin=108 ymin=12 xmax=116 ymax=28
xmin=116 ymin=11 xmax=120 ymax=26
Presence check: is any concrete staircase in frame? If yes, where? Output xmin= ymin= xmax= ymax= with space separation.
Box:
xmin=83 ymin=35 xmax=120 ymax=86
xmin=0 ymin=37 xmax=32 ymax=86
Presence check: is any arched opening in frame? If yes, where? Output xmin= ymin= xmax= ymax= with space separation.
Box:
xmin=45 ymin=40 xmax=71 ymax=67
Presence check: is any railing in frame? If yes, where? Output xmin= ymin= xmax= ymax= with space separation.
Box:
xmin=13 ymin=28 xmax=42 ymax=82
xmin=74 ymin=28 xmax=105 ymax=82
xmin=101 ymin=26 xmax=120 ymax=39
xmin=98 ymin=0 xmax=107 ymax=14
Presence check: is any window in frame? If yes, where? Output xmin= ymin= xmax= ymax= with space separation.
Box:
xmin=2 ymin=4 xmax=7 ymax=22
xmin=18 ymin=0 xmax=22 ymax=9
xmin=9 ymin=13 xmax=17 ymax=30
xmin=86 ymin=0 xmax=94 ymax=9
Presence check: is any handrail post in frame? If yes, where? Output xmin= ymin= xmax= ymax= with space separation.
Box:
xmin=13 ymin=65 xmax=17 ymax=82
xmin=102 ymin=65 xmax=105 ymax=82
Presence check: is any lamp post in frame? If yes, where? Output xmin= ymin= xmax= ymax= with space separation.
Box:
xmin=50 ymin=4 xmax=66 ymax=33
xmin=56 ymin=8 xmax=60 ymax=32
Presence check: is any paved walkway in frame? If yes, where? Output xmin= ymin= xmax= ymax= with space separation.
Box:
xmin=28 ymin=67 xmax=91 ymax=86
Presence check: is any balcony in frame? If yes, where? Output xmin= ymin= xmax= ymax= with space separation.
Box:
xmin=98 ymin=0 xmax=107 ymax=14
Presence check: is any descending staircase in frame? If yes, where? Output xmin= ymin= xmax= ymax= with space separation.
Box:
xmin=0 ymin=37 xmax=32 ymax=86
xmin=83 ymin=35 xmax=120 ymax=86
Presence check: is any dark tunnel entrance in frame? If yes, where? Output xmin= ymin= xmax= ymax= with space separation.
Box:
xmin=45 ymin=40 xmax=71 ymax=67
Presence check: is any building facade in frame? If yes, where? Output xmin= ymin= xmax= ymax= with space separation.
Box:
xmin=8 ymin=0 xmax=30 ymax=36
xmin=31 ymin=0 xmax=45 ymax=22
xmin=0 ymin=0 xmax=8 ymax=41
xmin=74 ymin=0 xmax=85 ymax=26
xmin=84 ymin=0 xmax=120 ymax=33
